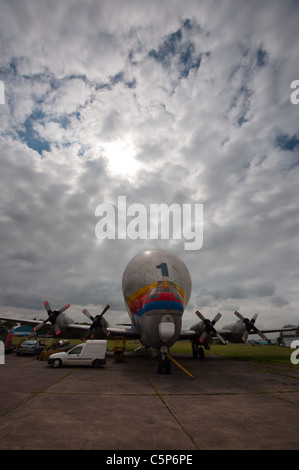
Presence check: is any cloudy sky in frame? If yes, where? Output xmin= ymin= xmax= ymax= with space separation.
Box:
xmin=0 ymin=0 xmax=299 ymax=334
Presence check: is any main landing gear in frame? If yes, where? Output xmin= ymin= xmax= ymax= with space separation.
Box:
xmin=192 ymin=341 xmax=206 ymax=360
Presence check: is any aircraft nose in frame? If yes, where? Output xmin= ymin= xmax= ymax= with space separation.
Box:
xmin=158 ymin=314 xmax=175 ymax=342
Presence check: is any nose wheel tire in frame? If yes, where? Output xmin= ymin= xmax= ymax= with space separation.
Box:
xmin=157 ymin=355 xmax=171 ymax=374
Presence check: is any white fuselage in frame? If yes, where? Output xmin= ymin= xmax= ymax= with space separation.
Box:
xmin=121 ymin=249 xmax=192 ymax=349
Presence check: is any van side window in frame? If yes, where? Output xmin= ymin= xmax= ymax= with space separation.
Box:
xmin=68 ymin=346 xmax=83 ymax=355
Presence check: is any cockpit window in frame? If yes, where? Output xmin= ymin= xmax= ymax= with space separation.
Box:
xmin=148 ymin=286 xmax=182 ymax=300
xmin=148 ymin=287 xmax=161 ymax=300
xmin=171 ymin=288 xmax=182 ymax=300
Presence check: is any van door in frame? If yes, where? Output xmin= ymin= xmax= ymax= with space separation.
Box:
xmin=64 ymin=345 xmax=84 ymax=365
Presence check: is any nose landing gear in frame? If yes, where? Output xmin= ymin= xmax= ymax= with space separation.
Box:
xmin=157 ymin=354 xmax=171 ymax=374
xmin=157 ymin=345 xmax=171 ymax=374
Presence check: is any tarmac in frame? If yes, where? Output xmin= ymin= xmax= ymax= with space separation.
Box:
xmin=0 ymin=349 xmax=299 ymax=451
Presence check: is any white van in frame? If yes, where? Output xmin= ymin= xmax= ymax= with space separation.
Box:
xmin=48 ymin=340 xmax=107 ymax=368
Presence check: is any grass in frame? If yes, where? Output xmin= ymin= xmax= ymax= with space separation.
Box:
xmin=121 ymin=340 xmax=296 ymax=366
xmin=171 ymin=341 xmax=295 ymax=365
xmin=209 ymin=343 xmax=295 ymax=365
xmin=13 ymin=336 xmax=296 ymax=366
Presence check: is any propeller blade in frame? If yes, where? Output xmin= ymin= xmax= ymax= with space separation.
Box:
xmin=234 ymin=310 xmax=244 ymax=321
xmin=58 ymin=304 xmax=70 ymax=314
xmin=199 ymin=331 xmax=208 ymax=344
xmin=215 ymin=331 xmax=226 ymax=345
xmin=53 ymin=323 xmax=61 ymax=336
xmin=195 ymin=311 xmax=205 ymax=322
xmin=82 ymin=308 xmax=95 ymax=322
xmin=252 ymin=326 xmax=268 ymax=341
xmin=99 ymin=304 xmax=110 ymax=317
xmin=33 ymin=320 xmax=49 ymax=332
xmin=251 ymin=313 xmax=258 ymax=323
xmin=212 ymin=312 xmax=222 ymax=325
xmin=211 ymin=314 xmax=226 ymax=344
xmin=81 ymin=326 xmax=93 ymax=341
xmin=44 ymin=301 xmax=51 ymax=313
xmin=242 ymin=330 xmax=249 ymax=343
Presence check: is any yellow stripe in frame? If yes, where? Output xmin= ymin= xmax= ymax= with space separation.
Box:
xmin=126 ymin=281 xmax=158 ymax=304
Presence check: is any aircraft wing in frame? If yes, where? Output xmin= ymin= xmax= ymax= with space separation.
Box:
xmin=252 ymin=326 xmax=299 ymax=334
xmin=107 ymin=326 xmax=140 ymax=339
xmin=65 ymin=323 xmax=140 ymax=339
xmin=177 ymin=325 xmax=299 ymax=343
xmin=178 ymin=329 xmax=197 ymax=341
xmin=0 ymin=316 xmax=45 ymax=328
xmin=0 ymin=315 xmax=140 ymax=339
xmin=217 ymin=326 xmax=299 ymax=336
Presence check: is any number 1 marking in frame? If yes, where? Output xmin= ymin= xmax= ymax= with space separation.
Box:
xmin=156 ymin=263 xmax=169 ymax=277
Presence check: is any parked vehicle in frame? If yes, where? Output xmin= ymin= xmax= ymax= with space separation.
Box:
xmin=48 ymin=340 xmax=107 ymax=368
xmin=16 ymin=339 xmax=45 ymax=356
xmin=0 ymin=325 xmax=14 ymax=353
xmin=38 ymin=340 xmax=72 ymax=360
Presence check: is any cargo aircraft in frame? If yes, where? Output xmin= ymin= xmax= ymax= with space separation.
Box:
xmin=1 ymin=249 xmax=297 ymax=374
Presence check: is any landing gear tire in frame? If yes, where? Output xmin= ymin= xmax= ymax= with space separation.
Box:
xmin=157 ymin=355 xmax=171 ymax=374
xmin=192 ymin=342 xmax=198 ymax=359
xmin=192 ymin=342 xmax=205 ymax=360
xmin=198 ymin=347 xmax=205 ymax=359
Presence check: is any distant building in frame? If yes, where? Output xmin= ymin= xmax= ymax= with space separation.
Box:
xmin=277 ymin=325 xmax=299 ymax=347
xmin=13 ymin=325 xmax=34 ymax=336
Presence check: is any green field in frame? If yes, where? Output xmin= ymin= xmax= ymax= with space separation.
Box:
xmin=116 ymin=339 xmax=296 ymax=366
xmin=170 ymin=341 xmax=296 ymax=365
xmin=13 ymin=336 xmax=297 ymax=366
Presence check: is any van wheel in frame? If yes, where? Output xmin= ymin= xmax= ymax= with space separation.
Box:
xmin=53 ymin=359 xmax=62 ymax=368
xmin=92 ymin=359 xmax=101 ymax=368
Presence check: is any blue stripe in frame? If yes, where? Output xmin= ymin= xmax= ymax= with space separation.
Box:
xmin=134 ymin=300 xmax=184 ymax=318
